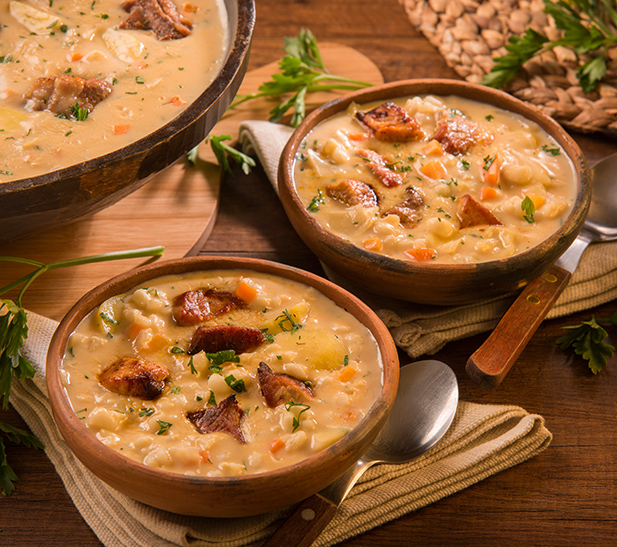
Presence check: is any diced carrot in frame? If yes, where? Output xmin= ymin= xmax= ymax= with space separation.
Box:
xmin=342 ymin=411 xmax=357 ymax=421
xmin=482 ymin=153 xmax=502 ymax=185
xmin=404 ymin=248 xmax=437 ymax=262
xmin=419 ymin=160 xmax=447 ymax=180
xmin=182 ymin=2 xmax=199 ymax=12
xmin=113 ymin=124 xmax=131 ymax=135
xmin=71 ymin=52 xmax=83 ymax=62
xmin=126 ymin=322 xmax=143 ymax=341
xmin=348 ymin=132 xmax=370 ymax=141
xmin=199 ymin=449 xmax=212 ymax=463
xmin=170 ymin=96 xmax=186 ymax=107
xmin=234 ymin=280 xmax=258 ymax=303
xmin=480 ymin=186 xmax=497 ymax=201
xmin=270 ymin=438 xmax=285 ymax=454
xmin=339 ymin=366 xmax=357 ymax=382
xmin=136 ymin=61 xmax=149 ymax=70
xmin=421 ymin=139 xmax=444 ymax=156
xmin=363 ymin=237 xmax=383 ymax=252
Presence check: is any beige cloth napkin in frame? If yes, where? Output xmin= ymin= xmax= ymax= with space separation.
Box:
xmin=11 ymin=311 xmax=553 ymax=547
xmin=238 ymin=120 xmax=617 ymax=359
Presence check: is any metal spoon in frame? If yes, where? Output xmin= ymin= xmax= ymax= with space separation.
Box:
xmin=467 ymin=153 xmax=617 ymax=389
xmin=262 ymin=359 xmax=459 ymax=547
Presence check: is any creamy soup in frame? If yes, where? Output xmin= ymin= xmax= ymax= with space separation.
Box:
xmin=293 ymin=95 xmax=577 ymax=264
xmin=0 ymin=0 xmax=227 ymax=182
xmin=61 ymin=270 xmax=383 ymax=477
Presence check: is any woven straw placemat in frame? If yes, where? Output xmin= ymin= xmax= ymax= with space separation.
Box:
xmin=399 ymin=0 xmax=617 ymax=137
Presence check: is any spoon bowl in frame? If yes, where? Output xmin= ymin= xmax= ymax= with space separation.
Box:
xmin=467 ymin=152 xmax=617 ymax=388
xmin=263 ymin=359 xmax=459 ymax=547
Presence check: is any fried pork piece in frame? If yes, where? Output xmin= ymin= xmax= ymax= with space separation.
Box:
xmin=383 ymin=186 xmax=424 ymax=225
xmin=257 ymin=362 xmax=314 ymax=408
xmin=432 ymin=112 xmax=489 ymax=155
xmin=120 ymin=0 xmax=192 ymax=40
xmin=355 ymin=101 xmax=425 ymax=142
xmin=356 ymin=148 xmax=404 ymax=188
xmin=188 ymin=325 xmax=266 ymax=355
xmin=187 ymin=394 xmax=245 ymax=443
xmin=457 ymin=194 xmax=502 ymax=229
xmin=24 ymin=75 xmax=112 ymax=117
xmin=98 ymin=357 xmax=169 ymax=400
xmin=172 ymin=289 xmax=245 ymax=326
xmin=326 ymin=179 xmax=378 ymax=208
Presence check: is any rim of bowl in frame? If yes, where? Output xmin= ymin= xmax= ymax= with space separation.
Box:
xmin=278 ymin=78 xmax=592 ymax=275
xmin=0 ymin=0 xmax=255 ymax=194
xmin=46 ymin=256 xmax=399 ymax=492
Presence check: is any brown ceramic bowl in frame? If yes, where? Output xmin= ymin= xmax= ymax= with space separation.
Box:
xmin=278 ymin=79 xmax=591 ymax=306
xmin=46 ymin=256 xmax=399 ymax=517
xmin=0 ymin=0 xmax=254 ymax=243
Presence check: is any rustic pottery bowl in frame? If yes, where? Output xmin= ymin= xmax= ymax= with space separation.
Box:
xmin=0 ymin=0 xmax=254 ymax=243
xmin=46 ymin=256 xmax=399 ymax=517
xmin=278 ymin=79 xmax=591 ymax=306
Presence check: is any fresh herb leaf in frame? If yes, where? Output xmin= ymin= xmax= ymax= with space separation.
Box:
xmin=139 ymin=407 xmax=154 ymax=417
xmin=276 ymin=310 xmax=303 ymax=334
xmin=207 ymin=390 xmax=216 ymax=406
xmin=557 ymin=312 xmax=617 ymax=374
xmin=204 ymin=135 xmax=256 ymax=175
xmin=0 ymin=421 xmax=44 ymax=496
xmin=187 ymin=356 xmax=197 ymax=375
xmin=206 ymin=349 xmax=239 ymax=373
xmin=521 ymin=196 xmax=535 ymax=223
xmin=224 ymin=374 xmax=246 ymax=393
xmin=542 ymin=144 xmax=561 ymax=156
xmin=156 ymin=420 xmax=172 ymax=435
xmin=284 ymin=401 xmax=311 ymax=432
xmin=307 ymin=189 xmax=325 ymax=212
xmin=230 ymin=28 xmax=372 ymax=128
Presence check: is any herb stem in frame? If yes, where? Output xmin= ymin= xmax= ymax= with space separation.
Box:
xmin=0 ymin=245 xmax=165 ymax=305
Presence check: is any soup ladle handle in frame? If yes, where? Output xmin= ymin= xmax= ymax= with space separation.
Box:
xmin=466 ymin=264 xmax=571 ymax=389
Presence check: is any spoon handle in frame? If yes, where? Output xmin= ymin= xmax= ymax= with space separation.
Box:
xmin=466 ymin=264 xmax=571 ymax=389
xmin=262 ymin=493 xmax=338 ymax=547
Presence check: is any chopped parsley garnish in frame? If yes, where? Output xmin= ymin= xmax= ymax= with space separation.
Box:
xmin=224 ymin=374 xmax=246 ymax=393
xmin=139 ymin=407 xmax=154 ymax=417
xmin=276 ymin=310 xmax=303 ymax=334
xmin=284 ymin=401 xmax=311 ymax=432
xmin=206 ymin=349 xmax=239 ymax=372
xmin=156 ymin=420 xmax=172 ymax=435
xmin=307 ymin=189 xmax=324 ymax=212
xmin=542 ymin=144 xmax=561 ymax=156
xmin=69 ymin=103 xmax=88 ymax=121
xmin=483 ymin=154 xmax=497 ymax=171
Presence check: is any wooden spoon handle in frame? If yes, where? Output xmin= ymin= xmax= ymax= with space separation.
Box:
xmin=466 ymin=264 xmax=571 ymax=389
xmin=262 ymin=493 xmax=338 ymax=547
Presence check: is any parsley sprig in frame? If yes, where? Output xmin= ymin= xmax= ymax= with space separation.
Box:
xmin=231 ymin=28 xmax=373 ymax=127
xmin=189 ymin=29 xmax=373 ymax=176
xmin=483 ymin=0 xmax=617 ymax=92
xmin=557 ymin=312 xmax=617 ymax=374
xmin=0 ymin=245 xmax=164 ymax=495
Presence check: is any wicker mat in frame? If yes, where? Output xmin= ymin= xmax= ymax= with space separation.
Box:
xmin=400 ymin=0 xmax=617 ymax=137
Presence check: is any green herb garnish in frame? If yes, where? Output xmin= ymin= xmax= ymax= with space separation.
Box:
xmin=557 ymin=312 xmax=617 ymax=374
xmin=521 ymin=196 xmax=535 ymax=223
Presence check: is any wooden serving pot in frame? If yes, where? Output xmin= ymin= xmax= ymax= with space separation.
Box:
xmin=46 ymin=256 xmax=400 ymax=517
xmin=277 ymin=79 xmax=591 ymax=306
xmin=0 ymin=0 xmax=255 ymax=243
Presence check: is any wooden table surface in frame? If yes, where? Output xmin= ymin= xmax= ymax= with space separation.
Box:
xmin=2 ymin=0 xmax=616 ymax=545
